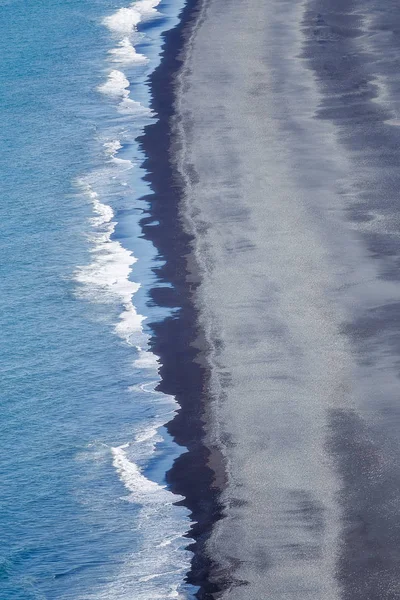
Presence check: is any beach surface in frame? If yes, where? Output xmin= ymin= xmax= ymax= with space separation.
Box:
xmin=167 ymin=0 xmax=400 ymax=597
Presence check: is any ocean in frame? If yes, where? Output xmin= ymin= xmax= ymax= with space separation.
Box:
xmin=0 ymin=0 xmax=195 ymax=598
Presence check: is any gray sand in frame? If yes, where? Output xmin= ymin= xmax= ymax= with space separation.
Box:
xmin=174 ymin=0 xmax=400 ymax=597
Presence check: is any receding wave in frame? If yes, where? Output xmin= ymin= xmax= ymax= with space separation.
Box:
xmin=102 ymin=0 xmax=162 ymax=67
xmin=78 ymin=388 xmax=193 ymax=600
xmin=98 ymin=70 xmax=154 ymax=116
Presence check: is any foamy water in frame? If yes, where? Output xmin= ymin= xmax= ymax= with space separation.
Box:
xmin=101 ymin=0 xmax=162 ymax=72
xmin=78 ymin=396 xmax=193 ymax=600
xmin=73 ymin=0 xmax=194 ymax=598
xmin=74 ymin=174 xmax=147 ymax=348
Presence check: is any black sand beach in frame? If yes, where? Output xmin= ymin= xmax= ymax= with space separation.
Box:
xmin=140 ymin=0 xmax=400 ymax=598
xmin=302 ymin=2 xmax=400 ymax=597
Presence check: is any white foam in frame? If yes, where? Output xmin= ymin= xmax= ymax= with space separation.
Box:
xmin=103 ymin=139 xmax=123 ymax=156
xmin=103 ymin=0 xmax=161 ymax=36
xmin=74 ymin=180 xmax=149 ymax=347
xmin=89 ymin=189 xmax=114 ymax=227
xmin=74 ymin=174 xmax=193 ymax=597
xmin=119 ymin=96 xmax=153 ymax=116
xmin=108 ymin=38 xmax=149 ymax=65
xmin=103 ymin=139 xmax=134 ymax=170
xmin=101 ymin=0 xmax=161 ymax=98
xmin=74 ymin=1 xmax=193 ymax=597
xmin=98 ymin=69 xmax=153 ymax=118
xmin=134 ymin=349 xmax=160 ymax=369
xmin=115 ymin=303 xmax=147 ymax=346
xmin=128 ymin=380 xmax=168 ymax=395
xmin=104 ymin=420 xmax=190 ymax=598
xmin=102 ymin=0 xmax=161 ymax=70
xmin=134 ymin=423 xmax=161 ymax=445
xmin=111 ymin=443 xmax=171 ymax=504
xmin=98 ymin=69 xmax=130 ymax=97
xmin=78 ymin=417 xmax=193 ymax=600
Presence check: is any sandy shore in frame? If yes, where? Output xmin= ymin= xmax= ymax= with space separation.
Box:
xmin=141 ymin=0 xmax=400 ymax=597
xmin=170 ymin=0 xmax=400 ymax=598
xmin=138 ymin=1 xmax=226 ymax=597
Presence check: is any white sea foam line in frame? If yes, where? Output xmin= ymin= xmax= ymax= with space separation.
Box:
xmin=108 ymin=38 xmax=149 ymax=66
xmin=101 ymin=0 xmax=163 ymax=98
xmin=74 ymin=178 xmax=152 ymax=353
xmin=77 ymin=423 xmax=193 ymax=600
xmin=102 ymin=138 xmax=136 ymax=172
xmin=98 ymin=69 xmax=130 ymax=97
xmin=98 ymin=69 xmax=154 ymax=117
xmin=103 ymin=0 xmax=162 ymax=37
xmin=111 ymin=444 xmax=171 ymax=504
xmin=108 ymin=440 xmax=192 ymax=598
xmin=99 ymin=0 xmax=163 ymax=120
xmin=133 ymin=349 xmax=160 ymax=369
xmin=104 ymin=139 xmax=123 ymax=155
xmin=127 ymin=381 xmax=176 ymax=401
xmin=74 ymin=1 xmax=194 ymax=596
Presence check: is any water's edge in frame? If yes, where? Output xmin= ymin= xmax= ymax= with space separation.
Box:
xmin=137 ymin=0 xmax=226 ymax=597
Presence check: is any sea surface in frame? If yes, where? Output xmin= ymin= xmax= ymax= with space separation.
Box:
xmin=0 ymin=1 xmax=195 ymax=599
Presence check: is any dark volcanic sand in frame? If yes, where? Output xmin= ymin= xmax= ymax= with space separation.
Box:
xmin=140 ymin=0 xmax=400 ymax=598
xmin=166 ymin=0 xmax=400 ymax=598
xmin=137 ymin=0 xmax=225 ymax=598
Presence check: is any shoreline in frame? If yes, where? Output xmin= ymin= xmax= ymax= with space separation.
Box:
xmin=136 ymin=0 xmax=400 ymax=597
xmin=137 ymin=1 xmax=226 ymax=597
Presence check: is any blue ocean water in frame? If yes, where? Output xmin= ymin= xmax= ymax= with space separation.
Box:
xmin=0 ymin=0 xmax=193 ymax=598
